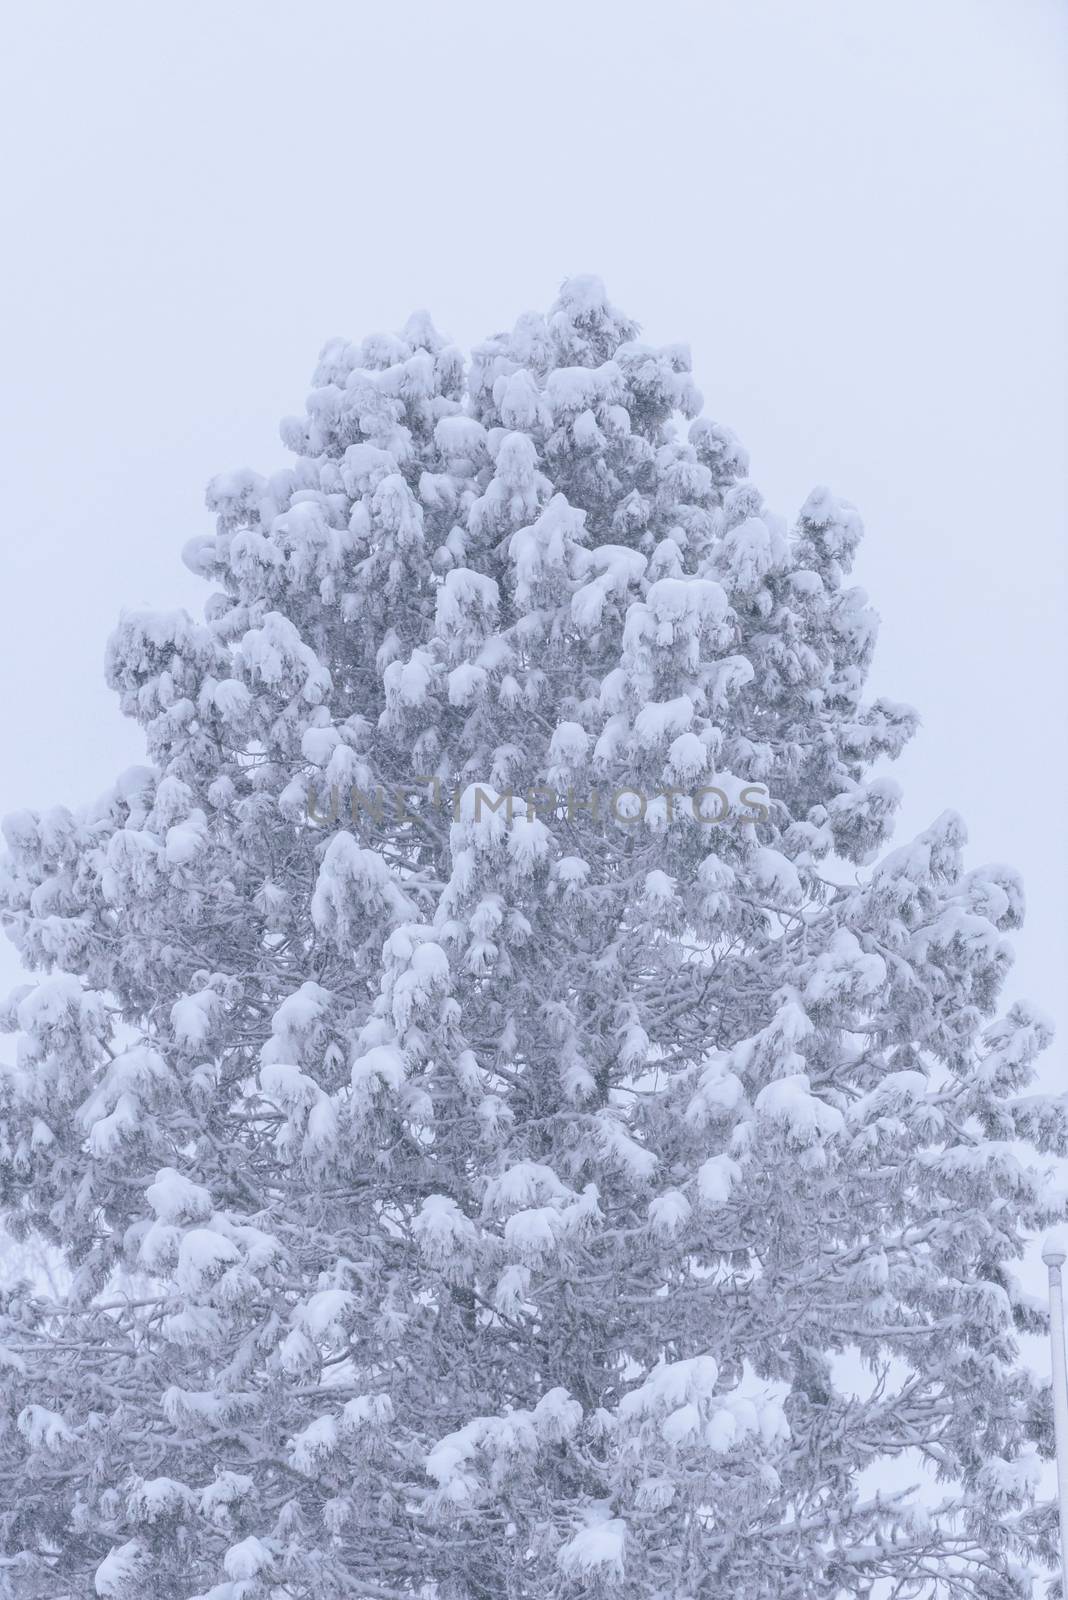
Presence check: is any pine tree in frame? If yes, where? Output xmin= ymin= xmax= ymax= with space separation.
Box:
xmin=0 ymin=277 xmax=1062 ymax=1598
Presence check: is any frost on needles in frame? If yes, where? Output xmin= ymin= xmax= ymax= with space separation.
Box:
xmin=0 ymin=277 xmax=1062 ymax=1599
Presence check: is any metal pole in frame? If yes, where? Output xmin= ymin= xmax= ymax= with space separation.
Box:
xmin=1043 ymin=1235 xmax=1068 ymax=1592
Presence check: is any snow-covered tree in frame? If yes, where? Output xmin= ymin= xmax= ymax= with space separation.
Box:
xmin=0 ymin=277 xmax=1062 ymax=1598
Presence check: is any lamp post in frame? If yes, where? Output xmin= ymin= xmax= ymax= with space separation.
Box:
xmin=1043 ymin=1231 xmax=1068 ymax=1592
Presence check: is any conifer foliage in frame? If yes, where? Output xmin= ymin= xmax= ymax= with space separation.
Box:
xmin=0 ymin=279 xmax=1062 ymax=1597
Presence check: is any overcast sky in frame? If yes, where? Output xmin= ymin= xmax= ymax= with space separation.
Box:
xmin=1 ymin=0 xmax=1065 ymax=1094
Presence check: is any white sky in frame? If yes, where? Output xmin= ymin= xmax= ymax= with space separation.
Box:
xmin=0 ymin=0 xmax=1065 ymax=1074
